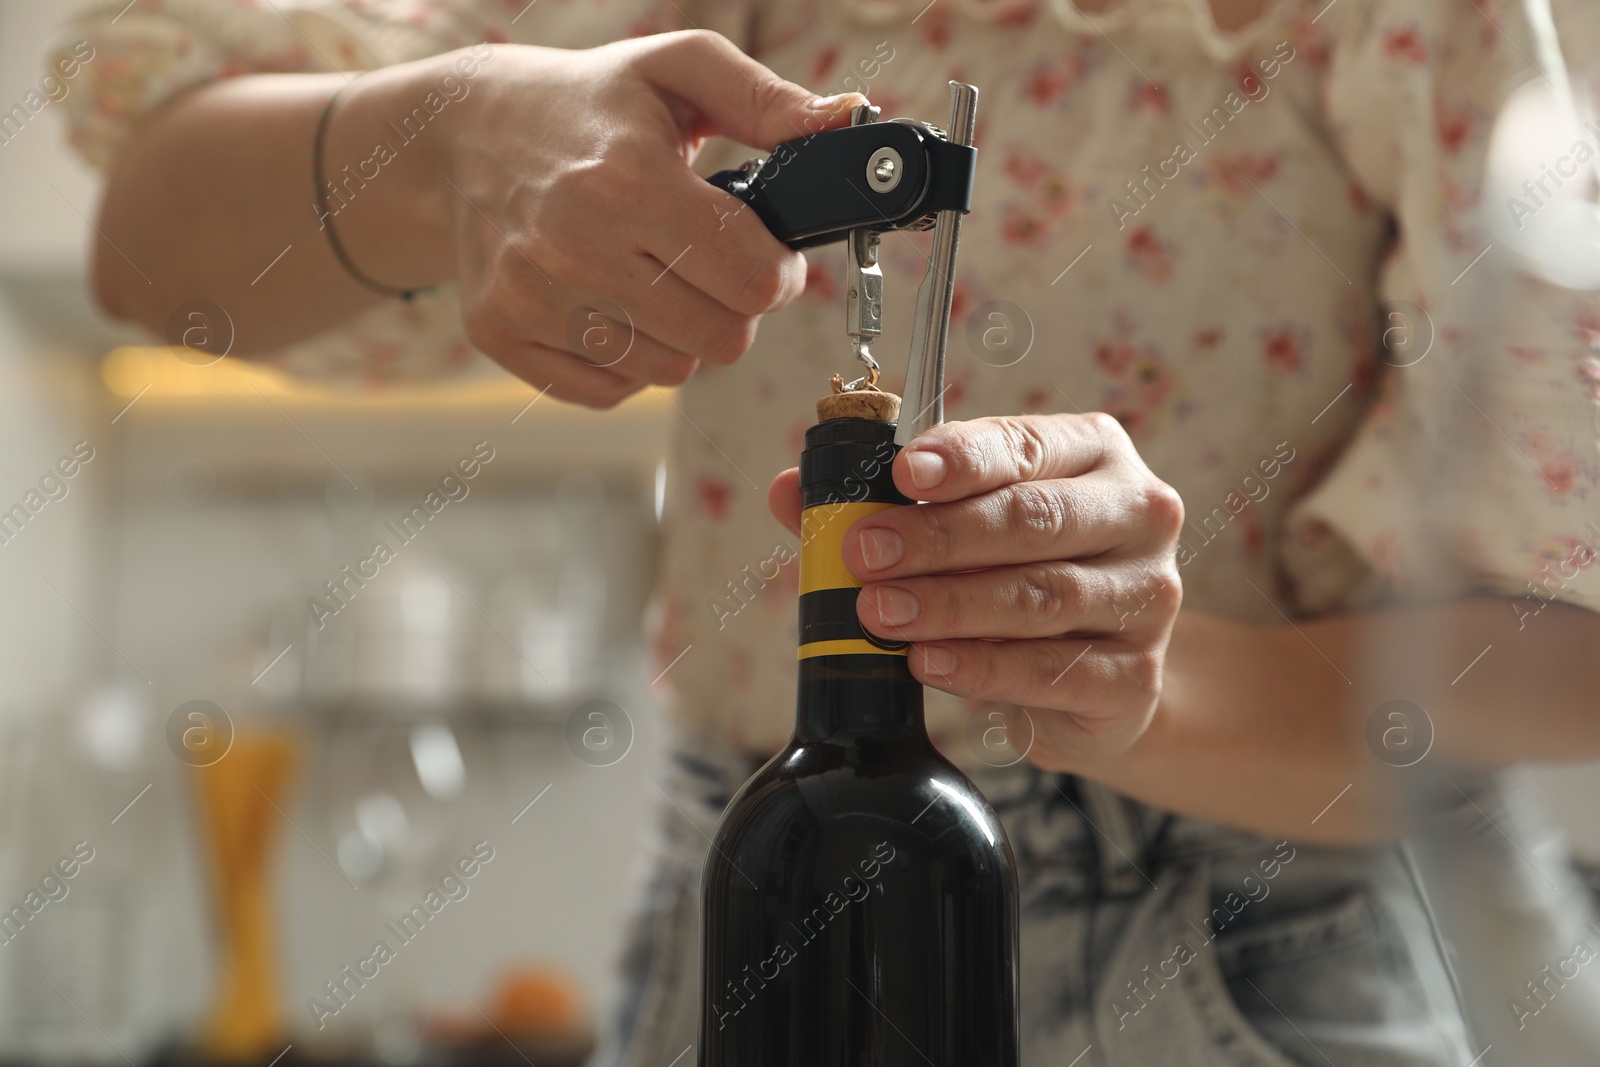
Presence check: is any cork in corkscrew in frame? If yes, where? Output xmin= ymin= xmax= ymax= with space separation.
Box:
xmin=816 ymin=374 xmax=902 ymax=423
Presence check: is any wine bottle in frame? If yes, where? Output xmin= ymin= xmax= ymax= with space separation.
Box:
xmin=698 ymin=409 xmax=1020 ymax=1067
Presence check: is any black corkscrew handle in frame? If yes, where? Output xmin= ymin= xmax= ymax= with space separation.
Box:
xmin=705 ymin=120 xmax=976 ymax=250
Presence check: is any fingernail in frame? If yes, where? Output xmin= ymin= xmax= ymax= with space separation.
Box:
xmin=857 ymin=527 xmax=905 ymax=571
xmin=806 ymin=93 xmax=850 ymax=111
xmin=872 ymin=586 xmax=919 ymax=626
xmin=905 ymin=450 xmax=947 ymax=491
xmin=920 ymin=645 xmax=958 ymax=676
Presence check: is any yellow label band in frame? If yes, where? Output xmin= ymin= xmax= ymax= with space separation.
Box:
xmin=799 ymin=500 xmax=899 ymax=595
xmin=798 ymin=639 xmax=910 ymax=661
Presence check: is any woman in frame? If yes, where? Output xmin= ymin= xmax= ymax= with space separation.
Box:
xmin=58 ymin=0 xmax=1600 ymax=1062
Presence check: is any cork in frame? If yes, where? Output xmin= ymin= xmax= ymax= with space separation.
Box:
xmin=817 ymin=375 xmax=902 ymax=423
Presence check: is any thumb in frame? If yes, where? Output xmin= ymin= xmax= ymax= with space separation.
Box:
xmin=634 ymin=30 xmax=866 ymax=150
xmin=767 ymin=468 xmax=803 ymax=536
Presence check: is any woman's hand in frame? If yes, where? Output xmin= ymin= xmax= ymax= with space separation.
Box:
xmin=770 ymin=413 xmax=1185 ymax=763
xmin=436 ymin=32 xmax=862 ymax=406
xmin=93 ymin=31 xmax=860 ymax=391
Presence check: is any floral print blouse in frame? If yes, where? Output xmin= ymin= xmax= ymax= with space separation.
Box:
xmin=55 ymin=0 xmax=1600 ymax=755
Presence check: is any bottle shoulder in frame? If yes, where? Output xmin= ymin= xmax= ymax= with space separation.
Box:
xmin=708 ymin=740 xmax=1015 ymax=877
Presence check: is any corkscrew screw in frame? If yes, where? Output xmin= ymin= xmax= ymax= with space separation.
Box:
xmin=706 ymin=82 xmax=979 ymax=444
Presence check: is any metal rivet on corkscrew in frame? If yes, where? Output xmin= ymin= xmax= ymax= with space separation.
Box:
xmin=866 ymin=147 xmax=904 ymax=193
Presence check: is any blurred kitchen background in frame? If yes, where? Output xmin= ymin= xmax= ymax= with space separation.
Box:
xmin=0 ymin=2 xmax=676 ymax=1064
xmin=4 ymin=1 xmax=1600 ymax=1066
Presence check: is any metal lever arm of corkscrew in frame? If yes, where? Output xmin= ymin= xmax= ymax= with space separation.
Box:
xmin=897 ymin=82 xmax=978 ymax=446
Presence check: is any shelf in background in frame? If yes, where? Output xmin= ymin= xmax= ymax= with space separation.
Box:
xmin=98 ymin=347 xmax=675 ymax=495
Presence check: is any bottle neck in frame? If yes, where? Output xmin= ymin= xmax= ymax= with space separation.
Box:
xmin=794 ymin=416 xmax=926 ymax=745
xmin=795 ymin=656 xmax=924 ymax=743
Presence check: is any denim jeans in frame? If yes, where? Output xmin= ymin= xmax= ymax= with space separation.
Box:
xmin=595 ymin=732 xmax=1593 ymax=1067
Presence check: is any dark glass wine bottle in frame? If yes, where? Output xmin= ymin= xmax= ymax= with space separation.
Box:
xmin=698 ymin=412 xmax=1020 ymax=1067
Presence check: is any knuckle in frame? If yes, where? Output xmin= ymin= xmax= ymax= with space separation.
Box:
xmin=1005 ymin=483 xmax=1071 ymax=547
xmin=733 ymin=259 xmax=789 ymax=315
xmin=1141 ymin=480 xmax=1186 ymax=541
xmin=1115 ymin=561 xmax=1181 ymax=633
xmin=739 ymin=65 xmax=794 ymax=129
xmin=1141 ymin=571 xmax=1183 ymax=622
xmin=1014 ymin=566 xmax=1076 ymax=629
xmin=646 ymin=28 xmax=721 ymax=64
xmin=748 ymin=70 xmax=789 ymax=116
xmin=502 ymin=230 xmax=571 ymax=295
xmin=1084 ymin=409 xmax=1127 ymax=443
xmin=701 ymin=316 xmax=758 ymax=362
xmin=929 ymin=424 xmax=988 ymax=484
xmin=1125 ymin=647 xmax=1166 ymax=698
xmin=996 ymin=417 xmax=1050 ymax=481
xmin=684 ymin=28 xmax=734 ymax=55
xmin=556 ymin=154 xmax=612 ymax=197
xmin=539 ymin=166 xmax=597 ymax=229
xmin=1153 ymin=565 xmax=1184 ymax=613
xmin=1029 ymin=644 xmax=1074 ymax=692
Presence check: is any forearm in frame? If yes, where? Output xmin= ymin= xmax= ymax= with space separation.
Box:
xmin=93 ymin=53 xmax=465 ymax=352
xmin=1075 ymin=598 xmax=1600 ymax=845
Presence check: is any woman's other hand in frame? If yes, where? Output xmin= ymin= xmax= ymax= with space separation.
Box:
xmin=769 ymin=413 xmax=1185 ymax=763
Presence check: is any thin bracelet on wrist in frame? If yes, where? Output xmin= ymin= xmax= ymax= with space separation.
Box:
xmin=312 ymin=77 xmax=431 ymax=303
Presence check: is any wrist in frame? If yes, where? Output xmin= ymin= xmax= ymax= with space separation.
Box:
xmin=317 ymin=47 xmax=492 ymax=291
xmin=1065 ymin=612 xmax=1385 ymax=843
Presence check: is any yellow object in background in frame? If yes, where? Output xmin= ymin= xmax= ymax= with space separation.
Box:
xmin=193 ymin=732 xmax=300 ymax=1062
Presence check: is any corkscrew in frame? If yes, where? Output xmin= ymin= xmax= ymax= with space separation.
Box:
xmin=707 ymin=82 xmax=979 ymax=444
